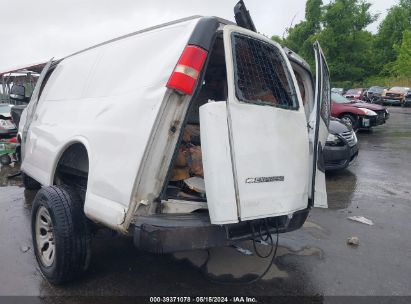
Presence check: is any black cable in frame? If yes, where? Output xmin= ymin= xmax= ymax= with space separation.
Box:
xmin=200 ymin=219 xmax=279 ymax=285
xmin=258 ymin=220 xmax=270 ymax=242
xmin=252 ymin=220 xmax=273 ymax=258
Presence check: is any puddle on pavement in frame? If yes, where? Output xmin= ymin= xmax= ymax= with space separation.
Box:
xmin=326 ymin=169 xmax=357 ymax=209
xmin=174 ymin=240 xmax=322 ymax=281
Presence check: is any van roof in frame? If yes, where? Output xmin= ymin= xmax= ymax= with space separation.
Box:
xmin=63 ymin=16 xmax=234 ymax=62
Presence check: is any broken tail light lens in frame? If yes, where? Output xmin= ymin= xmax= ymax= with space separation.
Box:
xmin=167 ymin=45 xmax=208 ymax=95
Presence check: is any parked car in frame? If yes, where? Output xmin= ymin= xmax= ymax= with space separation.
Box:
xmin=18 ymin=2 xmax=332 ymax=284
xmin=331 ymin=88 xmax=344 ymax=95
xmin=331 ymin=92 xmax=389 ymax=130
xmin=324 ymin=118 xmax=358 ymax=171
xmin=0 ymin=104 xmax=17 ymax=139
xmin=363 ymin=86 xmax=388 ymax=104
xmin=382 ymin=86 xmax=411 ymax=106
xmin=344 ymin=88 xmax=366 ymax=101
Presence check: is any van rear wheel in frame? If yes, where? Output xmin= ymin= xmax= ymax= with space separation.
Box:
xmin=31 ymin=185 xmax=91 ymax=284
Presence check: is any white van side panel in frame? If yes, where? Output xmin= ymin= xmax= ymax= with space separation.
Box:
xmin=21 ymin=18 xmax=199 ymax=230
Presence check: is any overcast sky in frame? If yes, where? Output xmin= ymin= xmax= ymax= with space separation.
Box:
xmin=0 ymin=0 xmax=398 ymax=72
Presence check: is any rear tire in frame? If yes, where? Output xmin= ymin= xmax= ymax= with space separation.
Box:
xmin=0 ymin=154 xmax=11 ymax=165
xmin=340 ymin=114 xmax=358 ymax=130
xmin=31 ymin=185 xmax=91 ymax=284
xmin=22 ymin=173 xmax=42 ymax=190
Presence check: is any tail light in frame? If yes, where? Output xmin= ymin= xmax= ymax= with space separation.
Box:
xmin=166 ymin=45 xmax=208 ymax=95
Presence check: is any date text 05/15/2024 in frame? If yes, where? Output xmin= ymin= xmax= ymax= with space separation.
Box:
xmin=149 ymin=297 xmax=258 ymax=303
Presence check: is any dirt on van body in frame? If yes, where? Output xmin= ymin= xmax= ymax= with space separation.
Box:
xmin=0 ymin=108 xmax=411 ymax=300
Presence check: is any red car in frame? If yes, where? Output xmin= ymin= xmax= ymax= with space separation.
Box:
xmin=331 ymin=93 xmax=389 ymax=130
xmin=344 ymin=88 xmax=366 ymax=101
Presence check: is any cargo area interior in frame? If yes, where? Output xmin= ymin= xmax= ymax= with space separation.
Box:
xmin=164 ymin=34 xmax=227 ymax=204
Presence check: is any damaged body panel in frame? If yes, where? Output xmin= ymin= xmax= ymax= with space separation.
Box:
xmin=21 ymin=18 xmax=200 ymax=231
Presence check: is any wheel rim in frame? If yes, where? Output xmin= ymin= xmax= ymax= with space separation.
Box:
xmin=35 ymin=206 xmax=55 ymax=267
xmin=341 ymin=116 xmax=353 ymax=127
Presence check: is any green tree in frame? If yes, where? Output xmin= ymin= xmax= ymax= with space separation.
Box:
xmin=375 ymin=0 xmax=411 ymax=71
xmin=306 ymin=0 xmax=323 ymax=32
xmin=281 ymin=0 xmax=322 ymax=63
xmin=316 ymin=0 xmax=378 ymax=81
xmin=271 ymin=35 xmax=284 ymax=45
xmin=276 ymin=0 xmax=409 ymax=85
xmin=281 ymin=0 xmax=377 ymax=82
xmin=391 ymin=30 xmax=411 ymax=77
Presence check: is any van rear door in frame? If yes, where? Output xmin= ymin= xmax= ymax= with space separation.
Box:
xmin=309 ymin=41 xmax=331 ymax=208
xmin=201 ymin=26 xmax=310 ymax=224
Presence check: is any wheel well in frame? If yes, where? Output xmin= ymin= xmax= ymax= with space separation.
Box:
xmin=54 ymin=143 xmax=89 ymax=199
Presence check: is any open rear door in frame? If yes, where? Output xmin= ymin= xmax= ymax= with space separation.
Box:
xmin=201 ymin=26 xmax=311 ymax=224
xmin=309 ymin=42 xmax=331 ymax=208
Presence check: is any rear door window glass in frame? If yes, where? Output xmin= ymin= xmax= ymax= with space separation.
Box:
xmin=232 ymin=33 xmax=298 ymax=109
xmin=320 ymin=57 xmax=331 ymax=126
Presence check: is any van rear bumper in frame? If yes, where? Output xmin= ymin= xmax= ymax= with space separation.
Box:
xmin=133 ymin=209 xmax=310 ymax=253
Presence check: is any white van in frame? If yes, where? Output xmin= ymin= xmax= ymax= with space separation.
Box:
xmin=18 ymin=3 xmax=331 ymax=284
